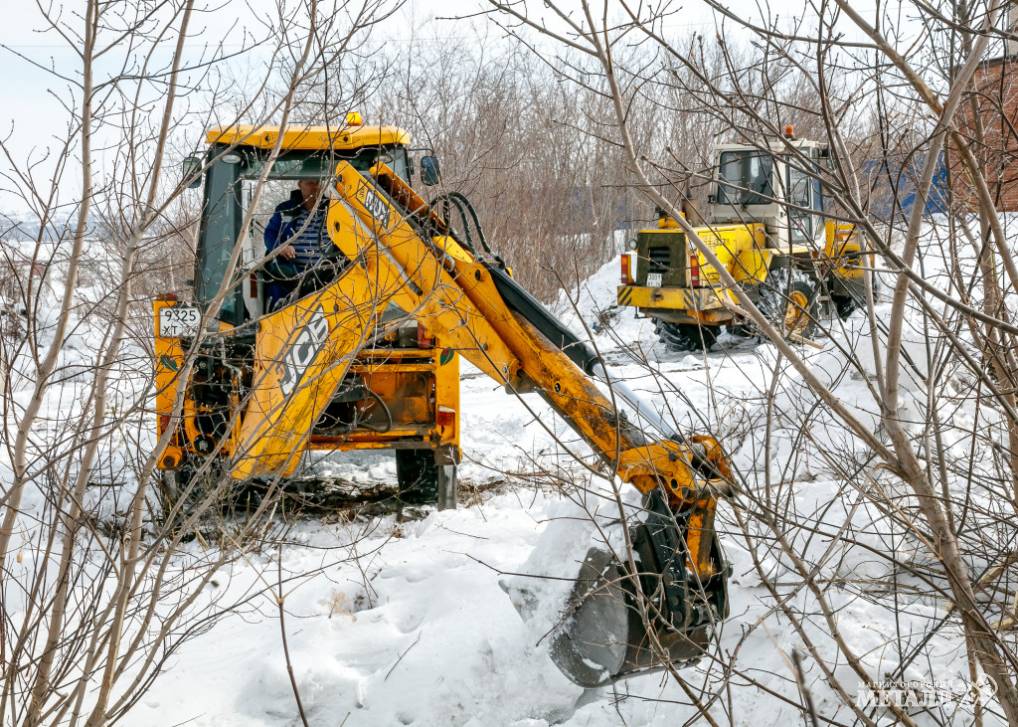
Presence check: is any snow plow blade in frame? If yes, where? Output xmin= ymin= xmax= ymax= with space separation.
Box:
xmin=506 ymin=492 xmax=729 ymax=687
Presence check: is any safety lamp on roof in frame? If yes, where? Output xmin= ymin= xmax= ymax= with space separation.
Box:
xmin=783 ymin=123 xmax=796 ymax=139
xmin=346 ymin=111 xmax=364 ymax=127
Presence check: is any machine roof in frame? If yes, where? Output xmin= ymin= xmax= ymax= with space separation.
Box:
xmin=205 ymin=124 xmax=411 ymax=151
xmin=715 ymin=138 xmax=826 ymax=153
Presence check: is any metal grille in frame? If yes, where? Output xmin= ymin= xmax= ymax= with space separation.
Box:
xmin=648 ymin=246 xmax=671 ymax=273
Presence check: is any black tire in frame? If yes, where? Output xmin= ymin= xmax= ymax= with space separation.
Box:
xmin=783 ymin=280 xmax=819 ymax=337
xmin=654 ymin=320 xmax=718 ymax=352
xmin=157 ymin=459 xmax=228 ymax=526
xmin=832 ymin=294 xmax=857 ymax=320
xmin=396 ymin=449 xmax=457 ymax=509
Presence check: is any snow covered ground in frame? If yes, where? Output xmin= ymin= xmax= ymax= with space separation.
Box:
xmin=3 ymin=246 xmax=999 ymax=726
xmin=101 ymin=256 xmax=990 ymax=727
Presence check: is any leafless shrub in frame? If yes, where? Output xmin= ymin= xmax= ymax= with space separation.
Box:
xmin=482 ymin=0 xmax=1018 ymax=723
xmin=0 ymin=2 xmax=403 ymax=725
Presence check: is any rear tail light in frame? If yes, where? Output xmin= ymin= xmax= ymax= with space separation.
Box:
xmin=416 ymin=324 xmax=435 ymax=348
xmin=620 ymin=254 xmax=633 ymax=285
xmin=436 ymin=406 xmax=456 ymax=427
xmin=689 ymin=253 xmax=701 ymax=287
xmin=249 ymin=273 xmax=258 ymax=297
xmin=158 ymin=415 xmax=170 ymax=433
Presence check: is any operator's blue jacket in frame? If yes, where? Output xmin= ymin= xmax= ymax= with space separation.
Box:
xmin=263 ymin=189 xmax=306 ymax=308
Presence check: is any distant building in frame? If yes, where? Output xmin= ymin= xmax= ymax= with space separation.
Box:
xmin=951 ymin=23 xmax=1018 ymax=211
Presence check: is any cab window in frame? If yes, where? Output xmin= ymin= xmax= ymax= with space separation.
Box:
xmin=194 ymin=144 xmax=412 ymax=325
xmin=717 ymin=150 xmax=773 ymax=205
xmin=786 ymin=154 xmax=825 ymax=243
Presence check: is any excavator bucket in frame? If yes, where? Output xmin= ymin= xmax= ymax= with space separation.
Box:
xmin=504 ymin=492 xmax=729 ymax=687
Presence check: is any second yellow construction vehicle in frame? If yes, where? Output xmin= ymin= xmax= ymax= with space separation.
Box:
xmin=618 ymin=130 xmax=868 ymax=350
xmin=151 ymin=114 xmax=735 ymax=688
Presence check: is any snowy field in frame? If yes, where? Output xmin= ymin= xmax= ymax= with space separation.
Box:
xmin=102 ymin=257 xmax=982 ymax=727
xmin=3 ymin=249 xmax=998 ymax=726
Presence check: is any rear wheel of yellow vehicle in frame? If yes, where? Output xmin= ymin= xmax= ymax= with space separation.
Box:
xmin=396 ymin=449 xmax=457 ymax=510
xmin=654 ymin=321 xmax=718 ymax=352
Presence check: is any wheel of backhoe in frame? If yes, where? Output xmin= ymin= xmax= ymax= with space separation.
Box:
xmin=654 ymin=321 xmax=718 ymax=352
xmin=396 ymin=449 xmax=457 ymax=509
xmin=832 ymin=294 xmax=857 ymax=320
xmin=157 ymin=460 xmax=229 ymax=528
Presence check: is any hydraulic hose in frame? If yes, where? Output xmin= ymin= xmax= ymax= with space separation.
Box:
xmin=487 ymin=263 xmax=678 ymax=441
xmin=589 ymin=361 xmax=679 ymax=441
xmin=430 ymin=191 xmax=495 ymax=259
xmin=428 ymin=188 xmax=679 ymax=442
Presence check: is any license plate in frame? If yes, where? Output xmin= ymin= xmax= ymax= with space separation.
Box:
xmin=158 ymin=306 xmax=200 ymax=337
xmin=646 ymin=272 xmax=663 ymax=287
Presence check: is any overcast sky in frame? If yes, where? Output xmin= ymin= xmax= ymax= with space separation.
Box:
xmin=0 ymin=0 xmax=889 ymax=217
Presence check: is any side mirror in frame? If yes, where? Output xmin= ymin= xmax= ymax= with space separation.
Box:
xmin=420 ymin=155 xmax=441 ymax=186
xmin=182 ymin=155 xmax=203 ymax=189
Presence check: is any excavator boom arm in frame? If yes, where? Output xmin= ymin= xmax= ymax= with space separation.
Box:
xmin=226 ymin=158 xmax=732 ymax=687
xmin=232 ymin=159 xmax=729 ymax=575
xmin=352 ymin=162 xmax=729 ymax=498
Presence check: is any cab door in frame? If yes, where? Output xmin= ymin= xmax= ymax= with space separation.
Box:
xmin=786 ymin=153 xmax=824 ymax=245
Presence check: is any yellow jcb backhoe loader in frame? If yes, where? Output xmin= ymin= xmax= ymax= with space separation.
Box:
xmin=155 ymin=116 xmax=460 ymax=508
xmin=617 ymin=128 xmax=871 ymax=351
xmin=153 ymin=115 xmax=734 ymax=687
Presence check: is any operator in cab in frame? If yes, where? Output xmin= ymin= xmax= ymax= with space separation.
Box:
xmin=263 ymin=177 xmax=332 ymax=311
